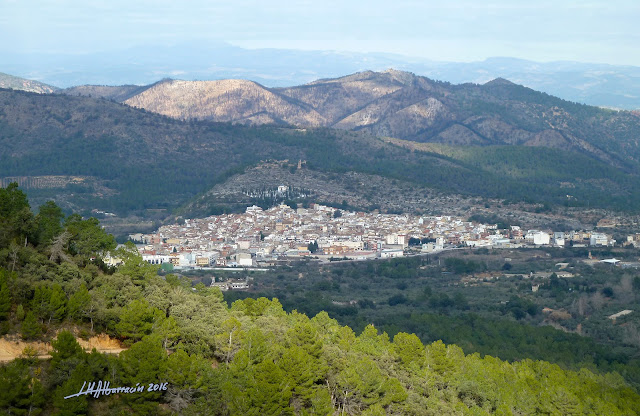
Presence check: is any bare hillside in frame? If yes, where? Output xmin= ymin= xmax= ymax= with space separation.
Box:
xmin=0 ymin=72 xmax=58 ymax=94
xmin=124 ymin=79 xmax=327 ymax=126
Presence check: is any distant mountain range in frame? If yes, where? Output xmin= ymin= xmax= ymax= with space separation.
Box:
xmin=2 ymin=74 xmax=640 ymax=217
xmin=2 ymin=43 xmax=640 ymax=109
xmin=67 ymin=69 xmax=640 ymax=173
xmin=0 ymin=72 xmax=58 ymax=94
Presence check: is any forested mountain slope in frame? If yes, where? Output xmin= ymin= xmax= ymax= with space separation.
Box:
xmin=3 ymin=88 xmax=640 ymax=216
xmin=1 ymin=186 xmax=639 ymax=415
xmin=63 ymin=83 xmax=154 ymax=102
xmin=119 ymin=70 xmax=640 ymax=171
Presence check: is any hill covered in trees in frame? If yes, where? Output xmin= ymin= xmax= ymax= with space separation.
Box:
xmin=2 ymin=185 xmax=640 ymax=415
xmin=3 ymin=88 xmax=640 ymax=218
xmin=116 ymin=70 xmax=640 ymax=171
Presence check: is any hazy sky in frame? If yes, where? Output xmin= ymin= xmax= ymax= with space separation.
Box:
xmin=2 ymin=0 xmax=639 ymax=65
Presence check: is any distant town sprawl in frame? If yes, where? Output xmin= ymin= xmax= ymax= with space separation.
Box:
xmin=113 ymin=203 xmax=632 ymax=273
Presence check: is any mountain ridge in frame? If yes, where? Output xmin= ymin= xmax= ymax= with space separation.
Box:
xmin=63 ymin=83 xmax=155 ymax=102
xmin=113 ymin=70 xmax=640 ymax=172
xmin=2 ymin=79 xmax=640 ymax=217
xmin=0 ymin=72 xmax=58 ymax=94
xmin=4 ymin=45 xmax=640 ymax=109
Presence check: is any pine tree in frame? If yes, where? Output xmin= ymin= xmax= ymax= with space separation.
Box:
xmin=21 ymin=311 xmax=41 ymax=340
xmin=115 ymin=299 xmax=159 ymax=343
xmin=50 ymin=330 xmax=85 ymax=368
xmin=52 ymin=363 xmax=90 ymax=415
xmin=278 ymin=345 xmax=323 ymax=405
xmin=67 ymin=284 xmax=90 ymax=320
xmin=156 ymin=315 xmax=180 ymax=350
xmin=48 ymin=283 xmax=66 ymax=323
xmin=246 ymin=359 xmax=293 ymax=416
xmin=15 ymin=304 xmax=25 ymax=321
xmin=0 ymin=360 xmax=45 ymax=415
xmin=31 ymin=285 xmax=52 ymax=321
xmin=213 ymin=317 xmax=244 ymax=364
xmin=0 ymin=277 xmax=10 ymax=320
xmin=0 ymin=183 xmax=36 ymax=248
xmin=35 ymin=200 xmax=64 ymax=246
xmin=392 ymin=332 xmax=424 ymax=366
xmin=166 ymin=349 xmax=208 ymax=413
xmin=119 ymin=335 xmax=168 ymax=414
xmin=64 ymin=214 xmax=117 ymax=257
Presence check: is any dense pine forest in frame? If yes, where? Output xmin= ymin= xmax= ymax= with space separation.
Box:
xmin=2 ymin=186 xmax=640 ymax=414
xmin=222 ymin=249 xmax=640 ymax=389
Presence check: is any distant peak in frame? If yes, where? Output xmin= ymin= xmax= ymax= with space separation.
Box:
xmin=155 ymin=78 xmax=175 ymax=85
xmin=484 ymin=77 xmax=516 ymax=86
xmin=381 ymin=68 xmax=417 ymax=84
xmin=382 ymin=68 xmax=414 ymax=76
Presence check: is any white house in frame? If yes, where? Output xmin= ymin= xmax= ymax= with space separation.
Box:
xmin=590 ymin=233 xmax=609 ymax=246
xmin=553 ymin=232 xmax=565 ymax=247
xmin=421 ymin=243 xmax=440 ymax=253
xmin=380 ymin=249 xmax=404 ymax=258
xmin=489 ymin=236 xmax=511 ymax=248
xmin=526 ymin=230 xmax=550 ymax=245
xmin=236 ymin=253 xmax=253 ymax=267
xmin=245 ymin=205 xmax=263 ymax=213
xmin=230 ymin=280 xmax=249 ymax=290
xmin=385 ymin=233 xmax=407 ymax=247
xmin=142 ymin=254 xmax=170 ymax=265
